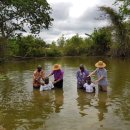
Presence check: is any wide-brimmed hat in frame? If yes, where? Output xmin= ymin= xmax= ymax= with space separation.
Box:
xmin=95 ymin=61 xmax=106 ymax=68
xmin=53 ymin=64 xmax=61 ymax=70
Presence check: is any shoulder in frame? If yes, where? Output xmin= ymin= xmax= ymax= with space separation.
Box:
xmin=84 ymin=83 xmax=88 ymax=86
xmin=34 ymin=70 xmax=37 ymax=74
xmin=104 ymin=68 xmax=107 ymax=72
xmin=84 ymin=69 xmax=89 ymax=74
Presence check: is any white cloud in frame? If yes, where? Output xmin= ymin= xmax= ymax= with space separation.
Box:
xmin=37 ymin=0 xmax=115 ymax=43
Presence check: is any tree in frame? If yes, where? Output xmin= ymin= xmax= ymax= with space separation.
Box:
xmin=57 ymin=34 xmax=65 ymax=48
xmin=90 ymin=27 xmax=111 ymax=55
xmin=99 ymin=6 xmax=130 ymax=56
xmin=115 ymin=0 xmax=130 ymax=16
xmin=0 ymin=0 xmax=53 ymax=38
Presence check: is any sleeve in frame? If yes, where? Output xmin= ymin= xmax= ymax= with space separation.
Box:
xmin=33 ymin=71 xmax=37 ymax=80
xmin=76 ymin=71 xmax=81 ymax=81
xmin=40 ymin=85 xmax=44 ymax=91
xmin=83 ymin=83 xmax=86 ymax=88
xmin=50 ymin=82 xmax=54 ymax=89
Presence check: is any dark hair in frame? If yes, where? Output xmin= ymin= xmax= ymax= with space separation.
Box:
xmin=87 ymin=80 xmax=91 ymax=85
xmin=37 ymin=65 xmax=42 ymax=72
xmin=86 ymin=76 xmax=91 ymax=85
xmin=45 ymin=77 xmax=49 ymax=84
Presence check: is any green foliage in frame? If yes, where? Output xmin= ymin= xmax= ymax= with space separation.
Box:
xmin=0 ymin=0 xmax=53 ymax=38
xmin=99 ymin=6 xmax=130 ymax=56
xmin=64 ymin=34 xmax=85 ymax=56
xmin=57 ymin=34 xmax=65 ymax=48
xmin=46 ymin=41 xmax=62 ymax=57
xmin=115 ymin=0 xmax=130 ymax=16
xmin=0 ymin=37 xmax=8 ymax=58
xmin=8 ymin=38 xmax=19 ymax=56
xmin=90 ymin=28 xmax=111 ymax=55
xmin=15 ymin=35 xmax=46 ymax=57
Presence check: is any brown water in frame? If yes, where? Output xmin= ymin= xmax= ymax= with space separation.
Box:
xmin=0 ymin=57 xmax=130 ymax=130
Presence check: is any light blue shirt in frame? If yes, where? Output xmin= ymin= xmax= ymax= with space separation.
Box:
xmin=95 ymin=68 xmax=108 ymax=86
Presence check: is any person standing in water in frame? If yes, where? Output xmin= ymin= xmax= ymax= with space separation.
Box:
xmin=33 ymin=65 xmax=45 ymax=89
xmin=88 ymin=61 xmax=108 ymax=92
xmin=48 ymin=64 xmax=64 ymax=88
xmin=76 ymin=64 xmax=89 ymax=89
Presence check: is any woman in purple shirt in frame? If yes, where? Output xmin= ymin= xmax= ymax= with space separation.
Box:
xmin=48 ymin=64 xmax=64 ymax=88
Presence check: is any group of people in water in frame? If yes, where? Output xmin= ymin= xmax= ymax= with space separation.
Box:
xmin=33 ymin=60 xmax=108 ymax=93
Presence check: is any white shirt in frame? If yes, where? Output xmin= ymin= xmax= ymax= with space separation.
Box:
xmin=83 ymin=83 xmax=96 ymax=93
xmin=40 ymin=82 xmax=54 ymax=91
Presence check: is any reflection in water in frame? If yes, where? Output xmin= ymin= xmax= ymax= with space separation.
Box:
xmin=54 ymin=88 xmax=64 ymax=113
xmin=30 ymin=89 xmax=64 ymax=129
xmin=97 ymin=93 xmax=108 ymax=121
xmin=0 ymin=57 xmax=130 ymax=130
xmin=76 ymin=89 xmax=95 ymax=117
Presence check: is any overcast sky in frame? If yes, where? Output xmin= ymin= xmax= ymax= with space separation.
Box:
xmin=38 ymin=0 xmax=115 ymax=43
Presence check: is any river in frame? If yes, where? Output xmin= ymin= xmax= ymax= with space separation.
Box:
xmin=0 ymin=57 xmax=130 ymax=130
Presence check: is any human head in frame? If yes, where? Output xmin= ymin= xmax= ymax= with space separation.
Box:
xmin=37 ymin=65 xmax=42 ymax=72
xmin=44 ymin=77 xmax=49 ymax=84
xmin=86 ymin=76 xmax=91 ymax=85
xmin=95 ymin=61 xmax=106 ymax=68
xmin=79 ymin=64 xmax=84 ymax=71
xmin=53 ymin=64 xmax=61 ymax=71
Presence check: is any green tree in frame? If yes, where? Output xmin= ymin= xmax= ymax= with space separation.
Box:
xmin=0 ymin=0 xmax=53 ymax=38
xmin=46 ymin=41 xmax=62 ymax=57
xmin=16 ymin=35 xmax=46 ymax=57
xmin=64 ymin=34 xmax=84 ymax=56
xmin=90 ymin=27 xmax=111 ymax=55
xmin=99 ymin=6 xmax=130 ymax=56
xmin=115 ymin=0 xmax=130 ymax=16
xmin=57 ymin=34 xmax=65 ymax=48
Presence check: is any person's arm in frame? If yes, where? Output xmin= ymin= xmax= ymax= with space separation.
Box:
xmin=53 ymin=78 xmax=61 ymax=84
xmin=96 ymin=75 xmax=104 ymax=82
xmin=88 ymin=69 xmax=97 ymax=77
xmin=95 ymin=69 xmax=107 ymax=83
xmin=53 ymin=70 xmax=64 ymax=84
xmin=33 ymin=71 xmax=37 ymax=80
xmin=50 ymin=82 xmax=54 ymax=89
xmin=47 ymin=71 xmax=53 ymax=78
xmin=76 ymin=71 xmax=81 ymax=83
xmin=40 ymin=70 xmax=45 ymax=80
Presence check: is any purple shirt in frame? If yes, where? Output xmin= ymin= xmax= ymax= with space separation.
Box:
xmin=51 ymin=70 xmax=64 ymax=81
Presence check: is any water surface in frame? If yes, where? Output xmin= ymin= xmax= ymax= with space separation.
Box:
xmin=0 ymin=57 xmax=130 ymax=130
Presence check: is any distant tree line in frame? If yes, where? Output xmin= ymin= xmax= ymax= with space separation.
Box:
xmin=0 ymin=0 xmax=130 ymax=61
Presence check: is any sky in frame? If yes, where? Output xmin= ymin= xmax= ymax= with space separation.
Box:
xmin=38 ymin=0 xmax=115 ymax=43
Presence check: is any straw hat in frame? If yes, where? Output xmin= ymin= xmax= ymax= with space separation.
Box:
xmin=53 ymin=64 xmax=61 ymax=70
xmin=95 ymin=61 xmax=106 ymax=68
